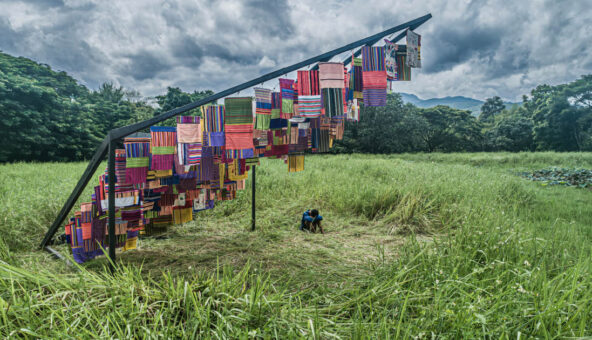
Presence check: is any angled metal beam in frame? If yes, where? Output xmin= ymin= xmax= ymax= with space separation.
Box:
xmin=40 ymin=137 xmax=110 ymax=248
xmin=40 ymin=13 xmax=432 ymax=248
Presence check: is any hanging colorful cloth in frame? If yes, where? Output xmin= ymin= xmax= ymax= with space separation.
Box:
xmin=406 ymin=29 xmax=421 ymax=68
xmin=150 ymin=126 xmax=177 ymax=170
xmin=319 ymin=62 xmax=345 ymax=89
xmin=321 ymin=88 xmax=344 ymax=117
xmin=297 ymin=95 xmax=322 ymax=117
xmin=396 ymin=53 xmax=411 ymax=81
xmin=224 ymin=97 xmax=254 ymax=159
xmin=297 ymin=70 xmax=320 ymax=96
xmin=124 ymin=137 xmax=150 ymax=185
xmin=288 ymin=154 xmax=305 ymax=172
xmin=384 ymin=39 xmax=399 ymax=80
xmin=177 ymin=116 xmax=203 ymax=166
xmin=349 ymin=57 xmax=364 ymax=101
xmin=362 ymin=46 xmax=388 ymax=107
xmin=319 ymin=62 xmax=346 ymax=116
xmin=279 ymin=79 xmax=295 ymax=119
xmin=254 ymin=87 xmax=272 ymax=130
xmin=203 ymin=105 xmax=225 ymax=147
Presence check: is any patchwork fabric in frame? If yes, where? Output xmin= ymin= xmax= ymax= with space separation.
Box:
xmin=384 ymin=39 xmax=398 ymax=80
xmin=279 ymin=78 xmax=295 ymax=118
xmin=203 ymin=105 xmax=225 ymax=146
xmin=224 ymin=97 xmax=254 ymax=159
xmin=362 ymin=46 xmax=388 ymax=107
xmin=124 ymin=137 xmax=150 ymax=184
xmin=150 ymin=126 xmax=177 ymax=170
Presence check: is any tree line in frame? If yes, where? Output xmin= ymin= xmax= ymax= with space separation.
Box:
xmin=335 ymin=75 xmax=592 ymax=154
xmin=1 ymin=51 xmax=591 ymax=162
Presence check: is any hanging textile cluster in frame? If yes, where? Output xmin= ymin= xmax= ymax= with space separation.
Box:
xmin=64 ymin=30 xmax=421 ymax=263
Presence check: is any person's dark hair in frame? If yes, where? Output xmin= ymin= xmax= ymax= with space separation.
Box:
xmin=310 ymin=209 xmax=319 ymax=217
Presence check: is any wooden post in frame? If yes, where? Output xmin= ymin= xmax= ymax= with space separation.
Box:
xmin=251 ymin=165 xmax=256 ymax=231
xmin=108 ymin=137 xmax=116 ymax=272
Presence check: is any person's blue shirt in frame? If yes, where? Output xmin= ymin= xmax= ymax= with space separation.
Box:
xmin=300 ymin=210 xmax=322 ymax=230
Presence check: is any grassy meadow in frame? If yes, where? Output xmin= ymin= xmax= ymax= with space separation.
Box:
xmin=1 ymin=152 xmax=592 ymax=338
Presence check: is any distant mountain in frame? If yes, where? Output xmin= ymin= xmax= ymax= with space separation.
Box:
xmin=399 ymin=92 xmax=520 ymax=116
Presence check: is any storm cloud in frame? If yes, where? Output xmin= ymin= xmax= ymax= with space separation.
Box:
xmin=0 ymin=0 xmax=590 ymax=101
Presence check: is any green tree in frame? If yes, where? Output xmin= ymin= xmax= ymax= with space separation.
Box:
xmin=479 ymin=96 xmax=505 ymax=124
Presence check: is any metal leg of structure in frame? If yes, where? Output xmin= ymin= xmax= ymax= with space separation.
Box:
xmin=44 ymin=246 xmax=80 ymax=271
xmin=107 ymin=137 xmax=117 ymax=272
xmin=251 ymin=165 xmax=256 ymax=231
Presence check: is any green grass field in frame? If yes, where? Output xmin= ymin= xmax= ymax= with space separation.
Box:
xmin=1 ymin=152 xmax=592 ymax=338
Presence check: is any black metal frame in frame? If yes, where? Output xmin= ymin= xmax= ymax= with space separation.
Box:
xmin=40 ymin=14 xmax=432 ymax=266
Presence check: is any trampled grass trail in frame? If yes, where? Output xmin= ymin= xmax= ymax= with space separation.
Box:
xmin=0 ymin=152 xmax=591 ymax=338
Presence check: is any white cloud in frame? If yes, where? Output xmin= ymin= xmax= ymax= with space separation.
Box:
xmin=0 ymin=0 xmax=590 ymax=102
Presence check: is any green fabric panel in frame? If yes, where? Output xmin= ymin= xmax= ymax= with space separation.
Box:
xmin=126 ymin=157 xmax=149 ymax=168
xmin=255 ymin=114 xmax=271 ymax=130
xmin=271 ymin=108 xmax=281 ymax=119
xmin=282 ymin=99 xmax=294 ymax=114
xmin=152 ymin=146 xmax=175 ymax=155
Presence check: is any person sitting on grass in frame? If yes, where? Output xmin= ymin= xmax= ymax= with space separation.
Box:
xmin=300 ymin=209 xmax=323 ymax=234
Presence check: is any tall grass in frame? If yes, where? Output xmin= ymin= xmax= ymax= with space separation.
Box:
xmin=1 ymin=153 xmax=591 ymax=337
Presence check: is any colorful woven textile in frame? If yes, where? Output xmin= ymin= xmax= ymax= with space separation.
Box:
xmin=322 ymin=88 xmax=344 ymax=117
xmin=362 ymin=46 xmax=387 ymax=107
xmin=254 ymin=87 xmax=272 ymax=115
xmin=279 ymin=78 xmax=295 ymax=118
xmin=319 ymin=62 xmax=345 ymax=89
xmin=362 ymin=46 xmax=386 ymax=71
xmin=271 ymin=92 xmax=281 ymax=109
xmin=224 ymin=97 xmax=254 ymax=158
xmin=124 ymin=137 xmax=150 ymax=184
xmin=203 ymin=105 xmax=225 ymax=146
xmin=177 ymin=121 xmax=202 ymax=143
xmin=384 ymin=39 xmax=398 ymax=80
xmin=406 ymin=29 xmax=421 ymax=68
xmin=288 ymin=154 xmax=304 ymax=172
xmin=349 ymin=57 xmax=364 ymax=100
xmin=298 ymin=95 xmax=322 ymax=117
xmin=396 ymin=54 xmax=411 ymax=81
xmin=297 ymin=70 xmax=320 ymax=95
xmin=151 ymin=126 xmax=177 ymax=170
xmin=255 ymin=113 xmax=271 ymax=130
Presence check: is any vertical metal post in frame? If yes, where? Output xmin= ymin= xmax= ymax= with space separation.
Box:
xmin=251 ymin=165 xmax=256 ymax=231
xmin=107 ymin=137 xmax=116 ymax=272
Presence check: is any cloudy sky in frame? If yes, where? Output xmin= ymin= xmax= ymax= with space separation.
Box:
xmin=1 ymin=0 xmax=590 ymax=102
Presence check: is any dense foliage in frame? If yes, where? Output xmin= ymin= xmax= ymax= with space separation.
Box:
xmin=1 ymin=51 xmax=592 ymax=162
xmin=521 ymin=167 xmax=592 ymax=188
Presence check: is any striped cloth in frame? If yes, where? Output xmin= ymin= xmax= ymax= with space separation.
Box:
xmin=224 ymin=97 xmax=254 ymax=159
xmin=150 ymin=126 xmax=177 ymax=170
xmin=362 ymin=46 xmax=387 ymax=107
xmin=203 ymin=105 xmax=225 ymax=146
xmin=396 ymin=53 xmax=411 ymax=81
xmin=319 ymin=62 xmax=345 ymax=89
xmin=362 ymin=46 xmax=386 ymax=71
xmin=254 ymin=87 xmax=272 ymax=130
xmin=124 ymin=137 xmax=150 ymax=184
xmin=288 ymin=154 xmax=304 ymax=172
xmin=254 ymin=87 xmax=272 ymax=115
xmin=279 ymin=78 xmax=295 ymax=118
xmin=176 ymin=116 xmax=202 ymax=166
xmin=298 ymin=95 xmax=322 ymax=117
xmin=297 ymin=70 xmax=319 ymax=95
xmin=322 ymin=88 xmax=344 ymax=117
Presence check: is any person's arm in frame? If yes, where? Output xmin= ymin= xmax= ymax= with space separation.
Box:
xmin=317 ymin=220 xmax=324 ymax=234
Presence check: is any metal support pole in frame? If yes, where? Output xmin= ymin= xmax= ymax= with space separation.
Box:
xmin=251 ymin=165 xmax=256 ymax=231
xmin=107 ymin=137 xmax=116 ymax=272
